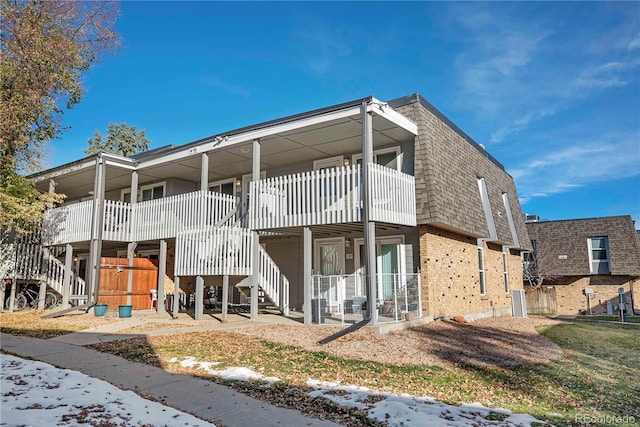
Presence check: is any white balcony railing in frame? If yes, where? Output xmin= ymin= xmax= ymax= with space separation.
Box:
xmin=103 ymin=200 xmax=131 ymax=241
xmin=175 ymin=226 xmax=253 ymax=277
xmin=43 ymin=191 xmax=237 ymax=245
xmin=132 ymin=192 xmax=236 ymax=242
xmin=250 ymin=163 xmax=416 ymax=229
xmin=368 ymin=163 xmax=416 ymax=226
xmin=250 ymin=164 xmax=362 ymax=229
xmin=43 ymin=201 xmax=92 ymax=245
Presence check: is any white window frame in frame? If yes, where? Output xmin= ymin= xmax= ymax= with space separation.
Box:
xmin=313 ymin=156 xmax=344 ymax=171
xmin=208 ymin=178 xmax=237 ymax=196
xmin=588 ymin=236 xmax=611 ymax=274
xmin=502 ymin=246 xmax=509 ymax=293
xmin=478 ymin=239 xmax=486 ymax=295
xmin=477 ymin=177 xmax=497 ymax=240
xmin=352 ymin=146 xmax=401 ymax=171
xmin=121 ymin=181 xmax=166 ymax=202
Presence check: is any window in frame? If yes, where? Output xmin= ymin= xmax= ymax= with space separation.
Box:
xmin=502 ymin=247 xmax=509 ymax=293
xmin=209 ymin=178 xmax=236 ymax=196
xmin=478 ymin=239 xmax=486 ymax=295
xmin=121 ymin=182 xmax=166 ymax=202
xmin=352 ymin=147 xmax=401 ymax=170
xmin=477 ymin=177 xmax=497 ymax=240
xmin=588 ymin=237 xmax=610 ymax=274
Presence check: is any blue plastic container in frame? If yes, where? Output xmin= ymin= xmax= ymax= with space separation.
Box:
xmin=94 ymin=304 xmax=108 ymax=317
xmin=118 ymin=305 xmax=132 ymax=318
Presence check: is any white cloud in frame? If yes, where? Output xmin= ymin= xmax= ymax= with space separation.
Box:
xmin=490 ymin=109 xmax=555 ymax=143
xmin=568 ymin=59 xmax=640 ymax=94
xmin=292 ymin=24 xmax=351 ymax=74
xmin=509 ymin=130 xmax=640 ymax=202
xmin=199 ymin=75 xmax=250 ymax=97
xmin=628 ymin=34 xmax=640 ymax=51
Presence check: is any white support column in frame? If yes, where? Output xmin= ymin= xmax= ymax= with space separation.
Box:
xmin=362 ymin=101 xmax=378 ymax=324
xmin=250 ymin=139 xmax=261 ymax=320
xmin=303 ymin=227 xmax=312 ymax=324
xmin=157 ymin=239 xmax=167 ymax=314
xmin=62 ymin=244 xmax=73 ymax=309
xmin=221 ymin=275 xmax=229 ymax=322
xmin=7 ymin=276 xmax=16 ymax=312
xmin=127 ymin=171 xmax=139 ymax=306
xmin=195 ymin=275 xmax=204 ymax=320
xmin=201 ymin=152 xmax=209 ymax=193
xmin=172 ymin=276 xmax=180 ymax=318
xmin=87 ymin=155 xmax=107 ymax=304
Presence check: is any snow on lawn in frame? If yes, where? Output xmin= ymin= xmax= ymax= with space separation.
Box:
xmin=169 ymin=356 xmax=545 ymax=427
xmin=307 ymin=379 xmax=545 ymax=427
xmin=1 ymin=354 xmax=216 ymax=427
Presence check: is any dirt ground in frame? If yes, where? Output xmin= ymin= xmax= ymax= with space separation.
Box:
xmin=1 ymin=309 xmax=565 ymax=368
xmin=232 ymin=316 xmax=566 ymax=368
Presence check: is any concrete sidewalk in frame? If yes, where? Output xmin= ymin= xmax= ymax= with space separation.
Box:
xmin=0 ymin=333 xmax=340 ymax=427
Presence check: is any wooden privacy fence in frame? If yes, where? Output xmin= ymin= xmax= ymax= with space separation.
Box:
xmin=526 ymin=287 xmax=557 ymax=314
xmin=97 ymin=257 xmax=158 ymax=310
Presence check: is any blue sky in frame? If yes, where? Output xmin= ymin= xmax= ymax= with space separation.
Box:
xmin=47 ymin=1 xmax=640 ymax=225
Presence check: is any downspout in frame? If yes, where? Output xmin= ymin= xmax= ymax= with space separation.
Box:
xmin=319 ymin=99 xmax=374 ymax=345
xmin=86 ymin=153 xmax=107 ymax=309
xmin=630 ymin=279 xmax=639 ymax=316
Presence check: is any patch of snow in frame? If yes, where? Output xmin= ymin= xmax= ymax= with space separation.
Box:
xmin=1 ymin=354 xmax=216 ymax=427
xmin=307 ymin=379 xmax=545 ymax=427
xmin=168 ymin=356 xmax=279 ymax=384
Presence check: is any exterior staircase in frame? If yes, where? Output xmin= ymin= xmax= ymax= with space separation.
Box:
xmin=2 ymin=238 xmax=87 ymax=306
xmin=174 ymin=202 xmax=290 ymax=315
xmin=235 ymin=245 xmax=290 ymax=315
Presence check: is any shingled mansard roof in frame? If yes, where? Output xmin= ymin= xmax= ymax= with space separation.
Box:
xmin=526 ymin=215 xmax=640 ymax=277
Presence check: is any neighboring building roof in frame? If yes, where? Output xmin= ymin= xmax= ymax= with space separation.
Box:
xmin=526 ymin=215 xmax=640 ymax=277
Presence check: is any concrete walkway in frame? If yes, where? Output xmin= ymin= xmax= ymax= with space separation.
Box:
xmin=0 ymin=333 xmax=340 ymax=427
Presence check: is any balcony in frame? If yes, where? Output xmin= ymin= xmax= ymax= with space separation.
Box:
xmin=42 ymin=191 xmax=237 ymax=245
xmin=249 ymin=163 xmax=416 ymax=230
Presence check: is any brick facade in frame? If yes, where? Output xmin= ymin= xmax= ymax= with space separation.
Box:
xmin=551 ymin=276 xmax=635 ymax=315
xmin=419 ymin=225 xmax=524 ymax=319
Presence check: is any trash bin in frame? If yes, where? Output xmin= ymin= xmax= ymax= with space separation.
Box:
xmin=311 ymin=298 xmax=326 ymax=324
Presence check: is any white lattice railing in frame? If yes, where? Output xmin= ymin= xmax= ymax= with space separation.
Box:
xmin=174 ymin=226 xmax=253 ymax=277
xmin=368 ymin=163 xmax=416 ymax=226
xmin=250 ymin=163 xmax=416 ymax=229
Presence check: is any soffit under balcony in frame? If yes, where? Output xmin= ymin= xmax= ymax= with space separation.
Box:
xmin=32 ymin=159 xmax=134 ymax=202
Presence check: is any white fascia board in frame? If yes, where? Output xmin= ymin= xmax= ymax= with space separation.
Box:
xmin=367 ymin=97 xmax=418 ymax=135
xmin=104 ymin=159 xmax=137 ymax=170
xmin=137 ymin=106 xmax=362 ymax=170
xmin=31 ymin=159 xmax=96 ymax=183
xmin=100 ymin=152 xmax=137 ymax=166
